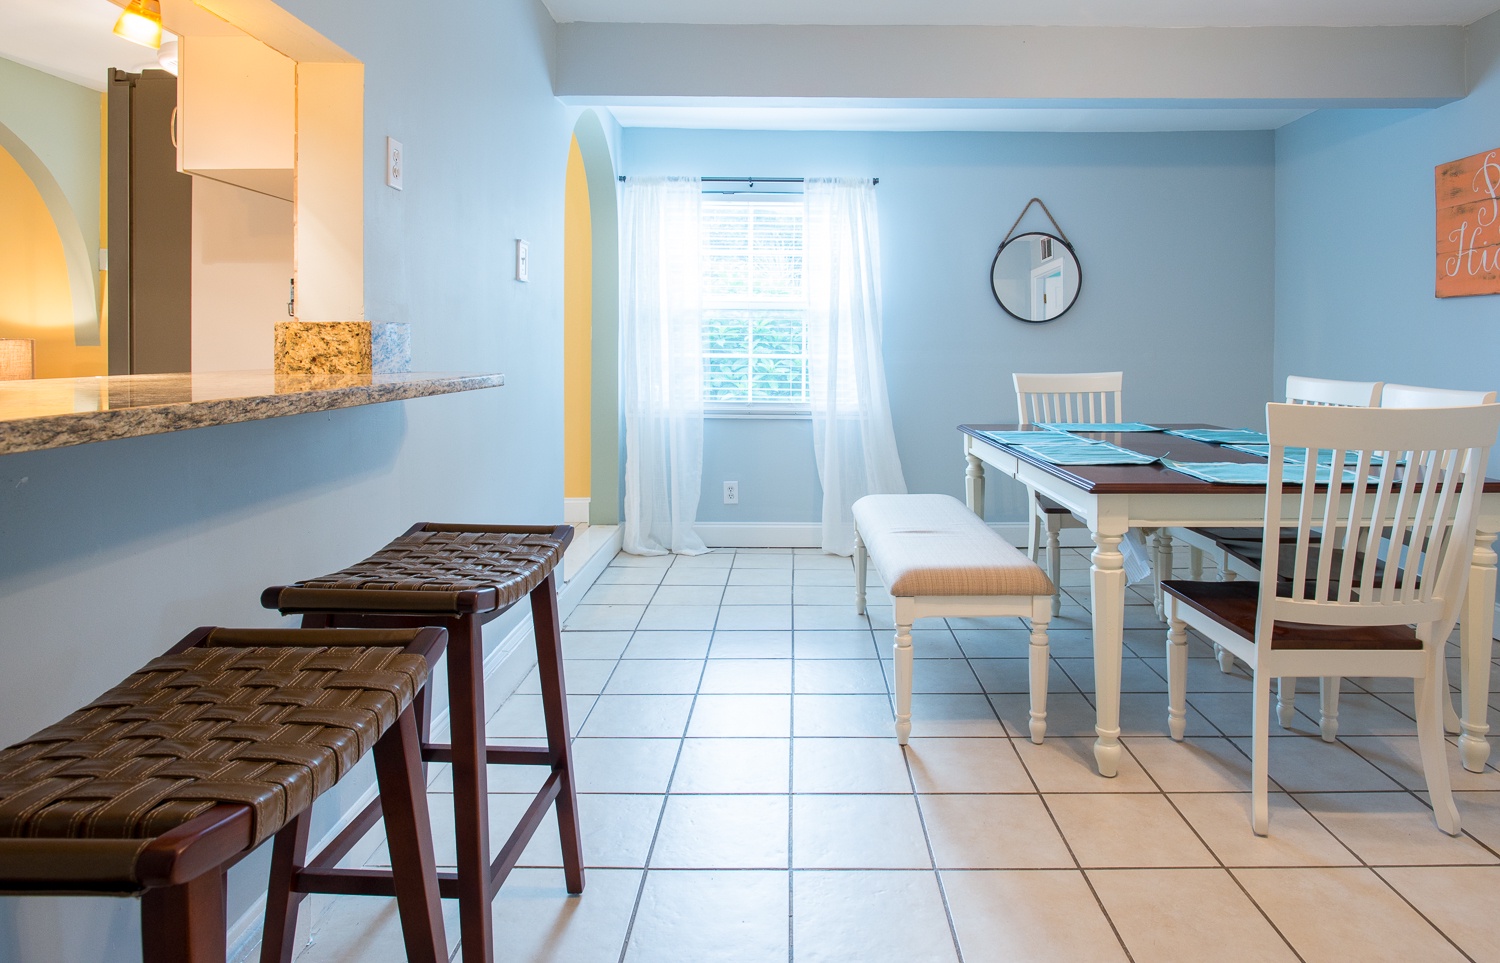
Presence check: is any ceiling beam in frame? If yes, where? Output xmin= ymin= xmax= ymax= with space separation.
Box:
xmin=555 ymin=23 xmax=1466 ymax=107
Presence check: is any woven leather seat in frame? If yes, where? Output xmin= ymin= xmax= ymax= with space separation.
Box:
xmin=262 ymin=522 xmax=580 ymax=963
xmin=0 ymin=627 xmax=448 ymax=963
xmin=271 ymin=526 xmax=565 ymax=615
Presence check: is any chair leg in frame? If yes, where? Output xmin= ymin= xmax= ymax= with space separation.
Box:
xmin=1216 ymin=645 xmax=1236 ymax=674
xmin=892 ymin=610 xmax=914 ymax=746
xmin=1276 ymin=677 xmax=1297 ymax=728
xmin=446 ymin=617 xmax=496 ymax=963
xmin=372 ymin=706 xmax=447 ymax=963
xmin=1250 ymin=669 xmax=1273 ymax=836
xmin=1027 ymin=602 xmax=1051 ymax=744
xmin=1188 ymin=545 xmax=1204 ymax=580
xmin=1319 ymin=677 xmax=1340 ymax=743
xmin=260 ymin=811 xmax=311 ymax=963
xmin=1046 ymin=520 xmax=1062 ymax=617
xmin=1027 ymin=500 xmax=1042 ymax=562
xmin=1416 ymin=656 xmax=1462 ymax=836
xmin=1166 ymin=614 xmax=1189 ymax=741
xmin=141 ymin=868 xmax=227 ymax=963
xmin=532 ymin=573 xmax=585 ymax=895
xmin=1153 ymin=532 xmax=1174 ymax=621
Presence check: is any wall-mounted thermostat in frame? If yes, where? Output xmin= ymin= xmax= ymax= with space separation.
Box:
xmin=515 ymin=239 xmax=529 ymax=282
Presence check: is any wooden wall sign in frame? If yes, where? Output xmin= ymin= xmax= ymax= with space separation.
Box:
xmin=1436 ymin=148 xmax=1500 ymax=297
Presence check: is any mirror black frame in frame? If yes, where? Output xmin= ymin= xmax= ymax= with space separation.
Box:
xmin=990 ymin=231 xmax=1083 ymax=324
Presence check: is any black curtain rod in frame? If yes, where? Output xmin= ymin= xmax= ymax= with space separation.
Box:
xmin=616 ymin=175 xmax=878 ymax=184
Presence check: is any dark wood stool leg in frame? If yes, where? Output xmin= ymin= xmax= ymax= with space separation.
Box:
xmin=531 ymin=572 xmax=584 ymax=894
xmin=260 ymin=812 xmax=311 ymax=963
xmin=141 ymin=868 xmax=227 ymax=963
xmin=373 ymin=705 xmax=447 ymax=963
xmin=448 ymin=615 xmax=495 ymax=963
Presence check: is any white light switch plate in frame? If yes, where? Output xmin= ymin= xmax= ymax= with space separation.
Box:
xmin=385 ymin=137 xmax=403 ymax=190
xmin=515 ymin=239 xmax=529 ymax=282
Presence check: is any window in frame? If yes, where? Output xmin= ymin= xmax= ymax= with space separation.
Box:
xmin=700 ymin=196 xmax=808 ymax=412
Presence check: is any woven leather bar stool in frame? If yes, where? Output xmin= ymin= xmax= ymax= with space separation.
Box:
xmin=261 ymin=522 xmax=581 ymax=963
xmin=0 ymin=626 xmax=448 ymax=963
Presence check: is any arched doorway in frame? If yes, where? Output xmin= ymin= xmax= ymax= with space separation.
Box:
xmin=566 ymin=110 xmax=620 ymax=525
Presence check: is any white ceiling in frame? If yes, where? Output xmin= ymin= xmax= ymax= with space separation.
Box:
xmin=0 ymin=0 xmax=166 ymax=90
xmin=7 ymin=0 xmax=1500 ymax=132
xmin=542 ymin=0 xmax=1500 ymax=27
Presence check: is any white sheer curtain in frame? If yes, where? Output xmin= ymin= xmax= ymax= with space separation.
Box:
xmin=619 ymin=176 xmax=709 ymax=555
xmin=805 ymin=178 xmax=908 ymax=555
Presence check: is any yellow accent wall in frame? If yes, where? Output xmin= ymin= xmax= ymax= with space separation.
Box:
xmin=0 ymin=143 xmax=105 ymax=377
xmin=564 ymin=134 xmax=593 ymax=500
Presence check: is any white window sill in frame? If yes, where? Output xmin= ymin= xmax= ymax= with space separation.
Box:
xmin=705 ymin=406 xmax=811 ymax=420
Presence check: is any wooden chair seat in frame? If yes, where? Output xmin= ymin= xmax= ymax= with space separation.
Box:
xmin=0 ymin=627 xmax=447 ymax=963
xmin=1161 ymin=580 xmax=1421 ymax=651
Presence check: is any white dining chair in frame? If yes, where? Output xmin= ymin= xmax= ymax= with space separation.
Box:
xmin=1163 ymin=401 xmax=1500 ymax=836
xmin=1172 ymin=376 xmax=1385 ymax=679
xmin=1012 ymin=371 xmax=1124 ymax=614
xmin=1282 ymin=382 xmax=1498 ymax=739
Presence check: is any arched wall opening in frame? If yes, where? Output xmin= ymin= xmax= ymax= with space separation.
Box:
xmin=569 ymin=109 xmax=620 ymax=525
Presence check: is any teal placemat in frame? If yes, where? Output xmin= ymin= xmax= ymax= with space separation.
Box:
xmin=1221 ymin=444 xmax=1388 ymax=466
xmin=1165 ymin=428 xmax=1270 ymax=445
xmin=1016 ymin=439 xmax=1159 ymax=466
xmin=1160 ymin=458 xmax=1360 ymax=485
xmin=1045 ymin=422 xmax=1162 ymax=433
xmin=975 ymin=429 xmax=1068 ymax=446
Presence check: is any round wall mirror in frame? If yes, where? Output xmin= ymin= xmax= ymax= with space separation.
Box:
xmin=990 ymin=232 xmax=1082 ymax=323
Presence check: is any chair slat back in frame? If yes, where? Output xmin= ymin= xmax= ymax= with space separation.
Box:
xmin=1284 ymin=375 xmax=1383 ymax=407
xmin=1381 ymin=383 xmax=1497 ymax=408
xmin=1260 ymin=403 xmax=1500 ymax=639
xmin=1013 ymin=372 xmax=1124 ymax=426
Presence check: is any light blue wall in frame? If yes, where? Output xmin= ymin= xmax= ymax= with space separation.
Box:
xmin=623 ymin=128 xmax=1278 ymax=526
xmin=1275 ymin=12 xmax=1500 ymax=401
xmin=0 ymin=1 xmax=586 ymax=959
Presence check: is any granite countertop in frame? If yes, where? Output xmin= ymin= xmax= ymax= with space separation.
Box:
xmin=0 ymin=370 xmax=505 ymax=455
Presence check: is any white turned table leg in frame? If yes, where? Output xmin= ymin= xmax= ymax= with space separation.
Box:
xmin=1460 ymin=528 xmax=1498 ymax=772
xmin=965 ymin=452 xmax=985 ymax=517
xmin=1091 ymin=527 xmax=1127 ymax=777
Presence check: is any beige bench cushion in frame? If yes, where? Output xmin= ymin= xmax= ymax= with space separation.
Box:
xmin=853 ymin=494 xmax=1055 ymax=598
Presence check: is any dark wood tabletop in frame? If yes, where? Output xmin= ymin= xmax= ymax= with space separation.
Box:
xmin=958 ymin=423 xmax=1500 ymax=496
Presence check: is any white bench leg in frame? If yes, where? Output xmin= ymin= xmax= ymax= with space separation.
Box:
xmin=1028 ymin=598 xmax=1052 ymax=744
xmin=854 ymin=529 xmax=868 ymax=615
xmin=893 ymin=598 xmax=914 ymax=745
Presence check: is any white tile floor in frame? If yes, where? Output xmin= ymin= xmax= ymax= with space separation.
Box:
xmin=284 ymin=545 xmax=1500 ymax=963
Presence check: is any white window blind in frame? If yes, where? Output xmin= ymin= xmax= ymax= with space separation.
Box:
xmin=700 ymin=196 xmax=808 ymax=410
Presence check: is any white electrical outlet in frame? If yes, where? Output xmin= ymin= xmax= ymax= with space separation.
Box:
xmin=385 ymin=137 xmax=403 ymax=190
xmin=515 ymin=240 xmax=529 ymax=282
xmin=723 ymin=481 xmax=739 ymax=505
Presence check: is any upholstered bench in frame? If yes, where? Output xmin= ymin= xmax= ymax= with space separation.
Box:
xmin=0 ymin=626 xmax=448 ymax=963
xmin=261 ymin=523 xmax=580 ymax=963
xmin=853 ymin=494 xmax=1056 ymax=744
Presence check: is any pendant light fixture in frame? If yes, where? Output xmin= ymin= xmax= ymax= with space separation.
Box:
xmin=113 ymin=0 xmax=164 ymax=50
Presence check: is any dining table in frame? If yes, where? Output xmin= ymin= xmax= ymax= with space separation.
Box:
xmin=958 ymin=422 xmax=1500 ymax=777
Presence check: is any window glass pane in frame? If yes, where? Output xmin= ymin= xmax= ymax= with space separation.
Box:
xmin=701 ymin=197 xmax=808 ymax=407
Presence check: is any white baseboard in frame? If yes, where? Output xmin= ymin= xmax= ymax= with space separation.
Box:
xmin=695 ymin=521 xmax=1038 ymax=551
xmin=564 ymin=497 xmax=590 ymax=525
